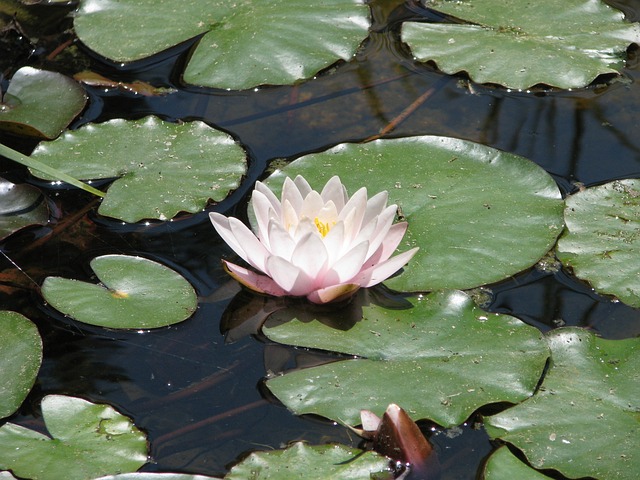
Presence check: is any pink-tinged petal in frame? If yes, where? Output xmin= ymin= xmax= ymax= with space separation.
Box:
xmin=339 ymin=187 xmax=367 ymax=242
xmin=282 ymin=198 xmax=299 ymax=234
xmin=360 ymin=410 xmax=382 ymax=432
xmin=323 ymin=240 xmax=369 ymax=286
xmin=266 ymin=256 xmax=314 ymax=296
xmin=293 ymin=175 xmax=313 ymax=198
xmin=320 ymin=176 xmax=347 ymax=211
xmin=360 ymin=205 xmax=397 ymax=259
xmin=364 ymin=222 xmax=409 ymax=266
xmin=252 ymin=190 xmax=277 ymax=245
xmin=307 ymin=283 xmax=360 ymax=304
xmin=228 ymin=217 xmax=270 ymax=272
xmin=282 ymin=177 xmax=304 ymax=217
xmin=293 ymin=217 xmax=318 ymax=242
xmin=222 ymin=260 xmax=288 ymax=297
xmin=267 ymin=220 xmax=296 ymax=261
xmin=323 ymin=221 xmax=345 ymax=265
xmin=254 ymin=181 xmax=281 ymax=213
xmin=355 ymin=247 xmax=419 ymax=288
xmin=300 ymin=190 xmax=325 ymax=220
xmin=210 ymin=212 xmax=252 ymax=264
xmin=362 ymin=190 xmax=389 ymax=226
xmin=291 ymin=233 xmax=329 ymax=281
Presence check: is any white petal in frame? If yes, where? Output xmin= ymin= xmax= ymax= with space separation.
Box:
xmin=294 ymin=216 xmax=318 ymax=242
xmin=300 ymin=190 xmax=324 ymax=220
xmin=282 ymin=198 xmax=300 ymax=234
xmin=322 ymin=240 xmax=369 ymax=286
xmin=362 ymin=190 xmax=389 ymax=226
xmin=323 ymin=221 xmax=345 ymax=265
xmin=281 ymin=177 xmax=304 ymax=217
xmin=339 ymin=187 xmax=367 ymax=242
xmin=361 ymin=205 xmax=397 ymax=260
xmin=210 ymin=213 xmax=252 ymax=266
xmin=223 ymin=260 xmax=288 ymax=296
xmin=355 ymin=247 xmax=419 ymax=288
xmin=254 ymin=181 xmax=281 ymax=213
xmin=267 ymin=220 xmax=296 ymax=261
xmin=364 ymin=222 xmax=409 ymax=268
xmin=293 ymin=175 xmax=313 ymax=198
xmin=252 ymin=190 xmax=277 ymax=244
xmin=228 ymin=217 xmax=270 ymax=272
xmin=266 ymin=256 xmax=314 ymax=296
xmin=291 ymin=233 xmax=329 ymax=281
xmin=320 ymin=176 xmax=347 ymax=211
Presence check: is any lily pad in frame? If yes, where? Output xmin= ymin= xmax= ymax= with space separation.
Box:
xmin=95 ymin=475 xmax=219 ymax=480
xmin=0 ymin=67 xmax=87 ymax=139
xmin=29 ymin=116 xmax=247 ymax=223
xmin=0 ymin=177 xmax=48 ymax=241
xmin=264 ymin=290 xmax=549 ymax=427
xmin=0 ymin=395 xmax=148 ymax=480
xmin=483 ymin=447 xmax=553 ymax=480
xmin=0 ymin=311 xmax=42 ymax=419
xmin=73 ymin=0 xmax=370 ymax=90
xmin=401 ymin=0 xmax=640 ymax=90
xmin=263 ymin=136 xmax=564 ymax=292
xmin=41 ymin=254 xmax=197 ymax=329
xmin=556 ymin=179 xmax=640 ymax=308
xmin=225 ymin=442 xmax=391 ymax=479
xmin=485 ymin=328 xmax=640 ymax=480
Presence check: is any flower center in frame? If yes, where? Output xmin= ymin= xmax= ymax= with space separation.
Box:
xmin=314 ymin=217 xmax=334 ymax=237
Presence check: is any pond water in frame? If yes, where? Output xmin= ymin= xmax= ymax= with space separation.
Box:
xmin=1 ymin=1 xmax=640 ymax=479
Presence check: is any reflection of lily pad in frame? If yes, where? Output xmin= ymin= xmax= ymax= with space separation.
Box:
xmin=556 ymin=179 xmax=640 ymax=308
xmin=30 ymin=116 xmax=247 ymax=222
xmin=0 ymin=311 xmax=42 ymax=419
xmin=484 ymin=447 xmax=553 ymax=480
xmin=264 ymin=136 xmax=564 ymax=292
xmin=0 ymin=177 xmax=48 ymax=241
xmin=485 ymin=328 xmax=640 ymax=480
xmin=0 ymin=67 xmax=87 ymax=139
xmin=402 ymin=0 xmax=640 ymax=90
xmin=225 ymin=442 xmax=391 ymax=479
xmin=74 ymin=0 xmax=370 ymax=90
xmin=0 ymin=395 xmax=147 ymax=480
xmin=265 ymin=290 xmax=548 ymax=427
xmin=42 ymin=254 xmax=197 ymax=329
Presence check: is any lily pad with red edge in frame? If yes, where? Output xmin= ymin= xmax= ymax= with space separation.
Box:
xmin=485 ymin=328 xmax=640 ymax=480
xmin=0 ymin=395 xmax=147 ymax=480
xmin=41 ymin=254 xmax=197 ymax=329
xmin=0 ymin=67 xmax=87 ymax=139
xmin=0 ymin=177 xmax=48 ymax=241
xmin=264 ymin=290 xmax=549 ymax=427
xmin=0 ymin=311 xmax=42 ymax=419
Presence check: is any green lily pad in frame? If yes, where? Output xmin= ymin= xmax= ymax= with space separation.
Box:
xmin=483 ymin=447 xmax=553 ymax=480
xmin=263 ymin=136 xmax=564 ymax=292
xmin=401 ymin=0 xmax=640 ymax=90
xmin=95 ymin=475 xmax=220 ymax=480
xmin=485 ymin=328 xmax=640 ymax=480
xmin=556 ymin=179 xmax=640 ymax=308
xmin=265 ymin=290 xmax=549 ymax=427
xmin=225 ymin=442 xmax=391 ymax=479
xmin=0 ymin=67 xmax=87 ymax=139
xmin=74 ymin=0 xmax=370 ymax=90
xmin=0 ymin=395 xmax=147 ymax=480
xmin=0 ymin=177 xmax=48 ymax=241
xmin=0 ymin=311 xmax=42 ymax=419
xmin=29 ymin=116 xmax=247 ymax=223
xmin=41 ymin=254 xmax=197 ymax=329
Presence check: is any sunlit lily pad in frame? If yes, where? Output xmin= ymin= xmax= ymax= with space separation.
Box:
xmin=95 ymin=474 xmax=219 ymax=480
xmin=0 ymin=311 xmax=42 ymax=419
xmin=29 ymin=116 xmax=247 ymax=222
xmin=42 ymin=254 xmax=197 ymax=329
xmin=74 ymin=0 xmax=370 ymax=90
xmin=0 ymin=395 xmax=147 ymax=480
xmin=402 ymin=0 xmax=640 ymax=90
xmin=264 ymin=136 xmax=564 ymax=292
xmin=265 ymin=290 xmax=549 ymax=427
xmin=485 ymin=328 xmax=640 ymax=480
xmin=483 ymin=447 xmax=553 ymax=480
xmin=225 ymin=442 xmax=391 ymax=479
xmin=556 ymin=179 xmax=640 ymax=308
xmin=0 ymin=177 xmax=48 ymax=241
xmin=0 ymin=67 xmax=87 ymax=139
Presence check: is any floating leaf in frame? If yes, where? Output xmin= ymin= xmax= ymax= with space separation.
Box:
xmin=265 ymin=290 xmax=549 ymax=427
xmin=42 ymin=254 xmax=197 ymax=329
xmin=556 ymin=179 xmax=640 ymax=308
xmin=74 ymin=0 xmax=370 ymax=90
xmin=485 ymin=328 xmax=640 ymax=480
xmin=225 ymin=442 xmax=391 ymax=479
xmin=29 ymin=116 xmax=246 ymax=222
xmin=483 ymin=447 xmax=553 ymax=480
xmin=0 ymin=67 xmax=87 ymax=139
xmin=73 ymin=71 xmax=177 ymax=97
xmin=0 ymin=395 xmax=147 ymax=480
xmin=94 ymin=474 xmax=220 ymax=480
xmin=401 ymin=0 xmax=640 ymax=89
xmin=0 ymin=311 xmax=42 ymax=419
xmin=263 ymin=136 xmax=564 ymax=292
xmin=0 ymin=177 xmax=48 ymax=241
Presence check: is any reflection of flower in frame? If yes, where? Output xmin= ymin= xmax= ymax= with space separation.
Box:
xmin=210 ymin=175 xmax=418 ymax=304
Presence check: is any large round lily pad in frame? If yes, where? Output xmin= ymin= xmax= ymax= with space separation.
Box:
xmin=0 ymin=311 xmax=42 ymax=419
xmin=402 ymin=0 xmax=640 ymax=90
xmin=74 ymin=0 xmax=370 ymax=90
xmin=485 ymin=328 xmax=640 ymax=480
xmin=0 ymin=395 xmax=147 ymax=480
xmin=556 ymin=179 xmax=640 ymax=308
xmin=0 ymin=67 xmax=87 ymax=139
xmin=29 ymin=116 xmax=247 ymax=223
xmin=41 ymin=254 xmax=197 ymax=329
xmin=0 ymin=177 xmax=48 ymax=241
xmin=265 ymin=290 xmax=549 ymax=427
xmin=264 ymin=136 xmax=564 ymax=292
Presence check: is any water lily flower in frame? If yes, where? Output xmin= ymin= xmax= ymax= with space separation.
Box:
xmin=209 ymin=175 xmax=418 ymax=304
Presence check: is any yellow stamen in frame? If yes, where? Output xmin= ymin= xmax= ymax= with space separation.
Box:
xmin=314 ymin=217 xmax=334 ymax=237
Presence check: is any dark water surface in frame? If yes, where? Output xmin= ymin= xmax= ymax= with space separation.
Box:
xmin=2 ymin=1 xmax=640 ymax=478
